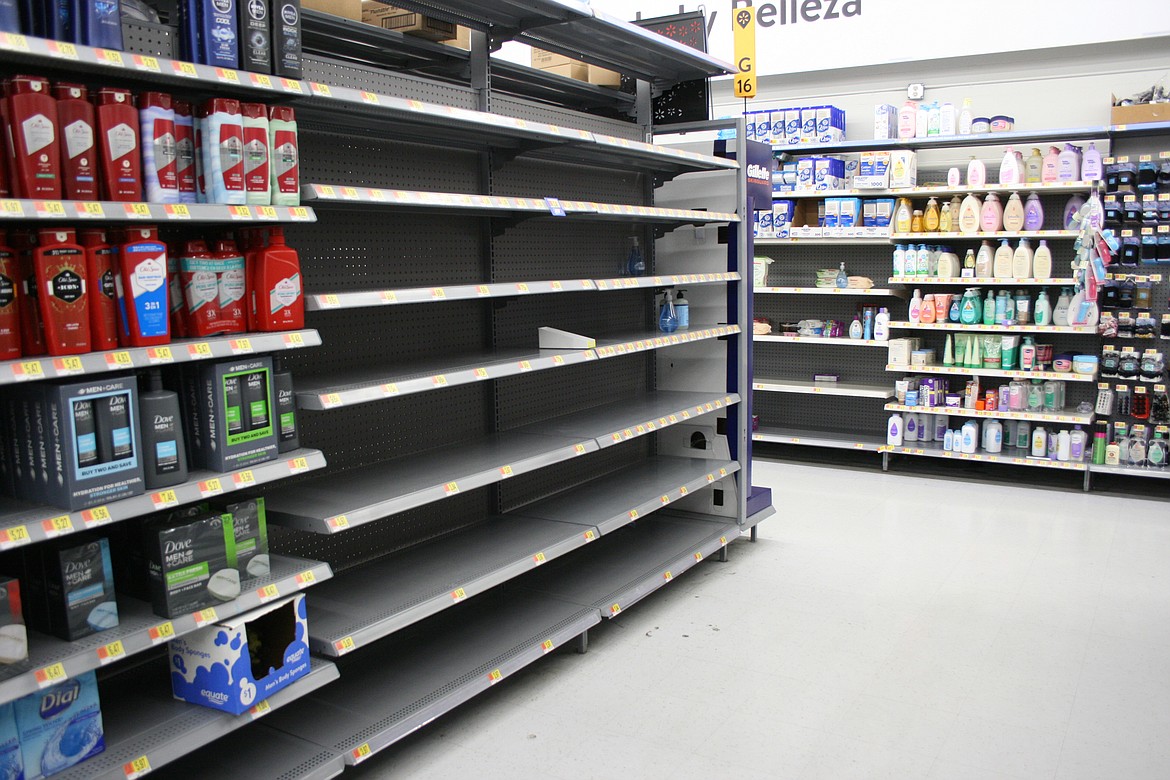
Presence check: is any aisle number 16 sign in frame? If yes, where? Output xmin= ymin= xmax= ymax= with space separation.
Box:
xmin=733 ymin=3 xmax=756 ymax=99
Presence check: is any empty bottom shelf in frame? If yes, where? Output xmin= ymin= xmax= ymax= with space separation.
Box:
xmin=754 ymin=427 xmax=887 ymax=452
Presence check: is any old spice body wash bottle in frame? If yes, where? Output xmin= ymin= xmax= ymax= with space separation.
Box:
xmin=79 ymin=228 xmax=118 ymax=350
xmin=5 ymin=75 xmax=61 ymax=199
xmin=52 ymin=82 xmax=98 ymax=201
xmin=94 ymin=88 xmax=143 ymax=202
xmin=34 ymin=228 xmax=90 ymax=356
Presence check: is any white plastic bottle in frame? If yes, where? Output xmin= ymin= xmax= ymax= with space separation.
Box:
xmin=918 ymin=413 xmax=934 ymax=442
xmin=1070 ymin=426 xmax=1087 ymax=461
xmin=958 ymin=98 xmax=974 ymax=135
xmin=1051 ymin=287 xmax=1070 ymax=326
xmin=1032 ymin=426 xmax=1048 ymax=458
xmin=1025 ymin=148 xmax=1044 ymax=184
xmin=983 ymin=419 xmax=1003 ymax=453
xmin=1034 ymin=289 xmax=1052 ymax=324
xmin=898 ymin=102 xmax=916 ymax=139
xmin=140 ymin=92 xmax=180 ymax=204
xmin=893 ymin=244 xmax=906 ymax=276
xmin=1032 ymin=240 xmax=1053 ymax=279
xmin=908 ymin=289 xmax=923 ymax=324
xmin=1002 ymin=192 xmax=1025 ymax=232
xmin=959 ymin=193 xmax=982 ymax=235
xmin=1012 ymin=239 xmax=1034 ymax=278
xmin=943 ymin=429 xmax=954 ymax=451
xmin=916 ymin=244 xmax=931 ymax=275
xmin=905 ymin=413 xmax=919 ymax=442
xmin=940 ymin=102 xmax=957 ymax=136
xmin=887 ymin=414 xmax=904 ymax=446
xmin=975 ymin=241 xmax=994 ymax=277
xmin=916 ymin=103 xmax=930 ymax=138
xmin=999 ymin=147 xmax=1022 ymax=185
xmin=201 ymin=98 xmax=246 ymax=205
xmin=927 ymin=102 xmax=941 ymax=136
xmin=674 ymin=289 xmax=690 ymax=328
xmin=1056 ymin=429 xmax=1072 ymax=462
xmin=874 ymin=307 xmax=891 ymax=341
xmin=980 ymin=193 xmax=1004 ymax=233
xmin=961 ymin=419 xmax=979 ymax=454
xmin=993 ymin=239 xmax=1013 ymax=278
xmin=1057 ymin=144 xmax=1080 ymax=182
xmin=967 ymin=156 xmax=987 ymax=187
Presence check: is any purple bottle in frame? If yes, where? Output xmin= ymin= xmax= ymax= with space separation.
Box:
xmin=1023 ymin=193 xmax=1045 ymax=231
xmin=1063 ymin=194 xmax=1085 ymax=230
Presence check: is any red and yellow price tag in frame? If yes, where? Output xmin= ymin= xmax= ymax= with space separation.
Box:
xmin=296 ymin=570 xmax=317 ymax=587
xmin=35 ymin=663 xmax=67 ymax=688
xmin=97 ymin=640 xmax=125 ymax=665
xmin=288 ymin=456 xmax=310 ymax=474
xmin=541 ymin=639 xmax=555 ymax=653
xmin=199 ymin=478 xmax=223 ymax=497
xmin=194 ymin=608 xmax=217 ymax=626
xmin=488 ymin=669 xmax=503 ymax=684
xmin=123 ymin=755 xmax=151 ymax=780
xmin=352 ymin=743 xmax=371 ymax=762
xmin=443 ymin=481 xmax=459 ymax=495
xmin=334 ymin=636 xmax=356 ymax=655
xmin=148 ymin=622 xmax=175 ymax=644
xmin=42 ymin=516 xmax=73 ymax=538
xmin=532 ymin=552 xmax=547 ymax=565
xmin=256 ymin=584 xmax=280 ymax=602
xmin=233 ymin=470 xmax=256 ymax=488
xmin=328 ymin=515 xmax=349 ymax=530
xmin=451 ymin=587 xmax=467 ymax=602
xmin=230 ymin=338 xmax=253 ymax=354
xmin=249 ymin=700 xmax=272 ymax=719
xmin=81 ymin=506 xmax=112 ymax=527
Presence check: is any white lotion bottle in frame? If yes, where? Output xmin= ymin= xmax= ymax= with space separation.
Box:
xmin=967 ymin=156 xmax=987 ymax=187
xmin=993 ymin=239 xmax=1014 ymax=279
xmin=909 ymin=289 xmax=923 ymax=324
xmin=983 ymin=419 xmax=1003 ymax=453
xmin=1012 ymin=239 xmax=1034 ymax=278
xmin=887 ymin=414 xmax=904 ymax=446
xmin=1032 ymin=240 xmax=1053 ymax=279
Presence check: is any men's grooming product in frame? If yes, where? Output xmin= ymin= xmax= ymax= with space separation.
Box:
xmin=179 ymin=238 xmax=220 ymax=336
xmin=272 ymin=0 xmax=302 ymax=78
xmin=140 ymin=369 xmax=188 ymax=489
xmin=78 ymin=228 xmax=118 ymax=351
xmin=94 ymin=88 xmax=142 ymax=202
xmin=272 ymin=357 xmax=298 ymax=452
xmin=200 ymin=98 xmax=245 ymax=205
xmin=196 ymin=0 xmax=239 ymax=68
xmin=240 ymin=103 xmax=270 ymax=204
xmin=216 ymin=497 xmax=269 ymax=576
xmin=34 ymin=228 xmax=89 ymax=356
xmin=0 ymin=1 xmax=20 ymax=33
xmin=76 ymin=0 xmax=123 ymax=48
xmin=238 ymin=0 xmax=271 ymax=72
xmin=52 ymin=82 xmax=98 ymax=201
xmin=13 ymin=671 xmax=104 ymax=778
xmin=0 ymin=701 xmax=21 ymax=780
xmin=0 ymin=577 xmax=27 ymax=665
xmin=139 ymin=91 xmax=180 ymax=204
xmin=0 ymin=232 xmax=19 ymax=359
xmin=252 ymin=227 xmax=301 ymax=331
xmin=146 ymin=510 xmax=239 ymax=617
xmin=5 ymin=75 xmax=61 ymax=199
xmin=267 ymin=105 xmax=299 ymax=205
xmin=173 ymin=100 xmax=197 ymax=204
xmin=22 ymin=537 xmax=117 ymax=640
xmin=166 ymin=245 xmax=188 ymax=339
xmin=184 ymin=357 xmax=278 ymax=471
xmin=117 ymin=226 xmax=170 ymax=346
xmin=214 ymin=238 xmax=248 ymax=333
xmin=41 ymin=376 xmax=145 ymax=509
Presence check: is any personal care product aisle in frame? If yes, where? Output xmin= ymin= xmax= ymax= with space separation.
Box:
xmin=0 ymin=5 xmax=768 ymax=778
xmin=752 ymin=119 xmax=1170 ymax=490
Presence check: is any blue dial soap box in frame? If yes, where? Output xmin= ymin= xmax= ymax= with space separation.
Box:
xmin=169 ymin=593 xmax=309 ymax=715
xmin=13 ymin=671 xmax=104 ymax=779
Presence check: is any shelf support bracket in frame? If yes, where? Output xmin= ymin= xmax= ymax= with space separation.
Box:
xmin=574 ymin=629 xmax=589 ymax=654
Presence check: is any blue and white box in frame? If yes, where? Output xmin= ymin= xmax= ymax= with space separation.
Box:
xmin=796 ymin=158 xmax=816 ymax=191
xmin=0 ymin=703 xmax=21 ymax=780
xmin=800 ymin=107 xmax=818 ymax=144
xmin=755 ymin=112 xmax=772 ymax=144
xmin=814 ymin=157 xmax=846 ymax=191
xmin=169 ymin=594 xmax=310 ymax=715
xmin=757 ymin=209 xmax=774 ymax=238
xmin=773 ymin=200 xmax=795 ymax=238
xmin=766 ymin=111 xmax=782 ymax=144
xmin=816 ymin=106 xmax=846 ymax=143
xmin=874 ymin=104 xmax=898 ymax=140
xmin=856 ymin=151 xmax=891 ymax=189
xmin=822 ymin=199 xmax=840 ymax=230
xmin=784 ymin=109 xmax=801 ymax=145
xmin=838 ymin=198 xmax=863 ymax=228
xmin=744 ymin=112 xmax=757 ymax=141
xmin=14 ymin=672 xmax=104 ymax=779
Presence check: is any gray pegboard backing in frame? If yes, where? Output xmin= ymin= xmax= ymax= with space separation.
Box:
xmin=498 ymin=436 xmax=654 ymax=514
xmin=297 ymin=383 xmax=491 ymax=473
xmin=755 ymin=339 xmax=891 ymax=388
xmin=495 ymin=357 xmax=652 ymax=431
xmin=282 ymin=212 xmax=482 ymax=292
xmin=121 ymin=20 xmax=177 ymax=59
xmin=270 ymin=488 xmax=494 ymax=576
xmin=492 ymin=220 xmax=643 ymax=282
xmin=756 ymin=243 xmax=892 ymax=290
xmin=299 ymin=128 xmax=481 ymax=193
xmin=304 ymin=53 xmax=479 ymax=109
xmin=490 ymin=94 xmax=641 ymax=140
xmin=493 ymin=157 xmax=644 ymax=204
xmin=289 ymin=301 xmax=488 ymax=379
xmin=492 ymin=290 xmax=652 ymax=350
xmin=754 ymin=390 xmax=890 ymax=436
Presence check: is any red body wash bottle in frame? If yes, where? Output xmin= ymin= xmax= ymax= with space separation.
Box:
xmin=252 ymin=227 xmax=303 ymax=331
xmin=0 ymin=230 xmax=21 ymax=359
xmin=79 ymin=228 xmax=118 ymax=351
xmin=52 ymin=82 xmax=98 ymax=201
xmin=5 ymin=75 xmax=62 ymax=199
xmin=94 ymin=88 xmax=143 ymax=202
xmin=34 ymin=228 xmax=90 ymax=356
xmin=12 ymin=230 xmax=44 ymax=356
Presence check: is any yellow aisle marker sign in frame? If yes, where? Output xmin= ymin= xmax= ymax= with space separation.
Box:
xmin=734 ymin=5 xmax=756 ymax=99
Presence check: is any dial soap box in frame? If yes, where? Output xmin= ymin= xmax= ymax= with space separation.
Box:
xmin=169 ymin=594 xmax=309 ymax=714
xmin=13 ymin=671 xmax=104 ymax=779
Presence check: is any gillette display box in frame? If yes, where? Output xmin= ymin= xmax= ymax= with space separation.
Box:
xmin=170 ymin=594 xmax=310 ymax=715
xmin=0 ymin=703 xmax=20 ymax=780
xmin=21 ymin=537 xmax=118 ymax=642
xmin=856 ymin=151 xmax=892 ymax=189
xmin=183 ymin=358 xmax=278 ymax=473
xmin=14 ymin=671 xmax=104 ymax=779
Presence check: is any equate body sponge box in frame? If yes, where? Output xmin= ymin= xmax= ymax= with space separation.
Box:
xmin=0 ymin=703 xmax=21 ymax=780
xmin=170 ymin=594 xmax=309 ymax=715
xmin=14 ymin=671 xmax=104 ymax=779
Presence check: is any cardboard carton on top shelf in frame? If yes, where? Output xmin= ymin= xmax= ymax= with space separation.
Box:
xmin=303 ymin=0 xmax=362 ymax=20
xmin=1110 ymin=95 xmax=1170 ymax=126
xmin=531 ymin=49 xmax=621 ymax=88
xmin=361 ymin=2 xmax=456 ymax=40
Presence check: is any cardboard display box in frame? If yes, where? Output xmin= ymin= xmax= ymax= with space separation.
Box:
xmin=304 ymin=0 xmax=362 ymax=20
xmin=169 ymin=594 xmax=310 ymax=714
xmin=1110 ymin=96 xmax=1170 ymax=126
xmin=531 ymin=49 xmax=621 ymax=87
xmin=361 ymin=2 xmax=456 ymax=40
xmin=443 ymin=26 xmax=471 ymax=50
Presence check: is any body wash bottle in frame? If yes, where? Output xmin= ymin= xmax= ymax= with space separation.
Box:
xmin=1012 ymin=239 xmax=1034 ymax=278
xmin=1002 ymin=193 xmax=1025 ymax=231
xmin=993 ymin=239 xmax=1013 ymax=278
xmin=1025 ymin=148 xmax=1044 ymax=183
xmin=1081 ymin=142 xmax=1103 ymax=182
xmin=140 ymin=369 xmax=188 ymax=489
xmin=975 ymin=241 xmax=994 ymax=277
xmin=1032 ymin=240 xmax=1053 ymax=278
xmin=1042 ymin=146 xmax=1061 ymax=183
xmin=1057 ymin=144 xmax=1080 ymax=182
xmin=1023 ymin=193 xmax=1045 ymax=231
xmin=980 ymin=193 xmax=1004 ymax=233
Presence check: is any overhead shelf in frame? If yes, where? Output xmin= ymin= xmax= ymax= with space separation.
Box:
xmin=0 ymin=330 xmax=320 ymax=387
xmin=888 ymin=321 xmax=1096 ymax=334
xmin=756 ymin=286 xmax=902 ymax=296
xmin=263 ymin=588 xmax=600 ymax=769
xmin=1090 ymin=463 xmax=1170 ymax=480
xmin=884 ymin=403 xmax=1094 ymax=425
xmin=753 ymin=377 xmax=893 ymax=398
xmin=754 ymin=335 xmax=889 ymax=348
xmin=889 ymin=230 xmax=1080 ymax=241
xmin=308 ymin=278 xmax=595 ymax=311
xmin=595 ymin=272 xmax=740 ymax=290
xmin=156 ymin=725 xmax=344 ymax=780
xmin=0 ymin=555 xmax=331 ymax=706
xmin=301 ymin=183 xmax=738 ymax=225
xmin=0 ymin=198 xmax=314 ymax=223
xmin=294 ymin=348 xmax=597 ymax=411
xmin=883 ymin=442 xmax=1089 ymax=472
xmin=265 ymin=391 xmax=735 ymax=533
xmin=0 ymin=448 xmax=327 ymax=551
xmin=777 ymin=181 xmax=1096 ymax=200
xmin=54 ymin=658 xmax=339 ymax=780
xmin=889 ymin=276 xmax=1078 ymax=286
xmin=753 ymin=426 xmax=887 ymax=451
xmin=886 ymin=363 xmax=1098 ymax=382
xmin=755 ymin=236 xmax=888 ymax=245
xmin=523 ymin=512 xmax=738 ymax=617
xmin=773 ymin=124 xmax=1116 ymax=155
xmin=592 ymin=324 xmax=741 ymax=358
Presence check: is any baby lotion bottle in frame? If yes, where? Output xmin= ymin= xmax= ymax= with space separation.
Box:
xmin=1032 ymin=240 xmax=1053 ymax=278
xmin=1081 ymin=142 xmax=1103 ymax=182
xmin=1003 ymin=193 xmax=1025 ymax=231
xmin=916 ymin=103 xmax=929 ymax=138
xmin=939 ymin=203 xmax=953 ymax=232
xmin=975 ymin=241 xmax=994 ymax=277
xmin=940 ymin=102 xmax=956 ymax=136
xmin=993 ymin=239 xmax=1014 ymax=278
xmin=980 ymin=192 xmax=1004 ymax=233
xmin=1023 ymin=193 xmax=1045 ymax=231
xmin=909 ymin=288 xmax=923 ymax=324
xmin=924 ymin=198 xmax=941 ymax=232
xmin=894 ymin=199 xmax=913 ymax=234
xmin=1041 ymin=146 xmax=1061 ymax=183
xmin=898 ymin=102 xmax=916 ymax=139
xmin=1057 ymin=144 xmax=1080 ymax=182
xmin=999 ymin=147 xmax=1022 ymax=185
xmin=958 ymin=98 xmax=974 ymax=135
xmin=1025 ymin=148 xmax=1044 ymax=183
xmin=959 ymin=193 xmax=982 ymax=235
xmin=1012 ymin=239 xmax=1034 ymax=278
xmin=966 ymin=156 xmax=986 ymax=187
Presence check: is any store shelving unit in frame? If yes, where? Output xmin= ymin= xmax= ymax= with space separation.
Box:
xmin=756 ymin=287 xmax=902 ymax=296
xmin=890 ymin=276 xmax=1078 ymax=286
xmin=884 ymin=403 xmax=1095 ymax=426
xmin=881 ymin=442 xmax=1090 ymax=471
xmin=887 ymin=322 xmax=1095 ymax=334
xmin=0 ymin=198 xmax=315 ymax=223
xmin=753 ymin=378 xmax=893 ymax=398
xmin=781 ymin=181 xmax=1095 ymax=200
xmin=889 ymin=230 xmax=1080 ymax=241
xmin=753 ymin=426 xmax=887 ymax=451
xmin=886 ymin=364 xmax=1098 ymax=382
xmin=754 ymin=335 xmax=888 ymax=348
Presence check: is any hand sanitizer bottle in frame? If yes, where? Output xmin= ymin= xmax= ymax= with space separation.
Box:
xmin=658 ymin=290 xmax=678 ymax=332
xmin=626 ymin=237 xmax=645 ymax=276
xmin=836 ymin=262 xmax=848 ymax=288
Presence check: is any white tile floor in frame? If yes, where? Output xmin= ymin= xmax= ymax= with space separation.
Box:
xmin=350 ymin=459 xmax=1170 ymax=779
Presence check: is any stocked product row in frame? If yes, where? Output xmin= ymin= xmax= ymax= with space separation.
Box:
xmin=0 ymin=73 xmax=300 ymax=205
xmin=0 ymin=224 xmax=303 ymax=362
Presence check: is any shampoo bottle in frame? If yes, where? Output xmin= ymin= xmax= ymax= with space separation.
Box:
xmin=200 ymin=98 xmax=245 ymax=205
xmin=77 ymin=0 xmax=123 ymax=49
xmin=1012 ymin=239 xmax=1034 ymax=278
xmin=1023 ymin=193 xmax=1044 ymax=231
xmin=252 ymin=227 xmax=303 ymax=331
xmin=196 ymin=0 xmax=239 ymax=68
xmin=908 ymin=289 xmax=923 ymax=324
xmin=921 ymin=294 xmax=936 ymax=324
xmin=79 ymin=228 xmax=117 ymax=351
xmin=975 ymin=241 xmax=994 ymax=277
xmin=34 ymin=228 xmax=89 ymax=356
xmin=268 ymin=106 xmax=299 ymax=206
xmin=1025 ymin=148 xmax=1043 ymax=183
xmin=939 ymin=203 xmax=953 ymax=232
xmin=94 ymin=87 xmax=142 ymax=202
xmin=139 ymin=91 xmax=180 ymax=204
xmin=894 ymin=199 xmax=913 ymax=234
xmin=924 ymin=198 xmax=940 ymax=232
xmin=959 ymin=288 xmax=979 ymax=324
xmin=5 ymin=75 xmax=61 ymax=199
xmin=0 ymin=232 xmax=19 ymax=359
xmin=993 ymin=239 xmax=1013 ymax=278
xmin=893 ymin=245 xmax=906 ymax=277
xmin=916 ymin=103 xmax=929 ymax=138
xmin=966 ymin=156 xmax=986 ymax=188
xmin=927 ymin=102 xmax=941 ymax=136
xmin=241 ymin=102 xmax=271 ymax=206
xmin=52 ymin=82 xmax=97 ymax=201
xmin=273 ymin=357 xmax=300 ymax=452
xmin=1002 ymin=193 xmax=1025 ymax=232
xmin=980 ymin=192 xmax=1004 ymax=233
xmin=139 ymin=369 xmax=188 ymax=489
xmin=117 ymin=226 xmax=170 ymax=347
xmin=1032 ymin=240 xmax=1053 ymax=279
xmin=1081 ymin=142 xmax=1103 ymax=182
xmin=1041 ymin=146 xmax=1060 ymax=183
